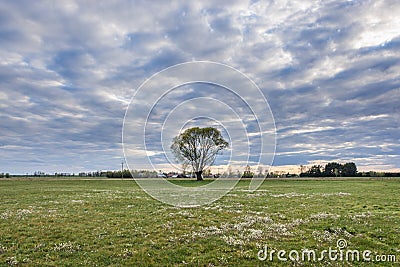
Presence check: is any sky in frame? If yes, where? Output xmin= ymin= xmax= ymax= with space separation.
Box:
xmin=0 ymin=0 xmax=399 ymax=174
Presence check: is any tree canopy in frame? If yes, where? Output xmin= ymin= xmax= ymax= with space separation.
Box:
xmin=300 ymin=162 xmax=357 ymax=177
xmin=171 ymin=127 xmax=229 ymax=180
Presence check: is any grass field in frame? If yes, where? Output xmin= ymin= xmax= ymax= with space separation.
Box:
xmin=0 ymin=178 xmax=399 ymax=266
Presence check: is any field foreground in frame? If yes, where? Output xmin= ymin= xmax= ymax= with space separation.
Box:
xmin=0 ymin=178 xmax=399 ymax=266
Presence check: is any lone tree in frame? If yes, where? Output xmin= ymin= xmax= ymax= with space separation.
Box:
xmin=171 ymin=127 xmax=229 ymax=181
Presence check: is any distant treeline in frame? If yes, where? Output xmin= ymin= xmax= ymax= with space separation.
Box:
xmin=0 ymin=170 xmax=157 ymax=178
xmin=2 ymin=165 xmax=400 ymax=178
xmin=356 ymin=171 xmax=400 ymax=177
xmin=78 ymin=170 xmax=157 ymax=178
xmin=299 ymin=162 xmax=400 ymax=177
xmin=300 ymin=162 xmax=357 ymax=177
xmin=103 ymin=170 xmax=157 ymax=178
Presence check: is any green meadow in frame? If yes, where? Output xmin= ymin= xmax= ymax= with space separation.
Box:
xmin=0 ymin=178 xmax=399 ymax=266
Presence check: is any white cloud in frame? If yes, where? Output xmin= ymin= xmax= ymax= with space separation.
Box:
xmin=0 ymin=0 xmax=399 ymax=173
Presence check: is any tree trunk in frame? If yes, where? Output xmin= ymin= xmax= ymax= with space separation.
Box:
xmin=195 ymin=171 xmax=203 ymax=181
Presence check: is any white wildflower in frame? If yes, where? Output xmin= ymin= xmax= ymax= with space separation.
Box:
xmin=53 ymin=241 xmax=81 ymax=253
xmin=247 ymin=229 xmax=263 ymax=240
xmin=310 ymin=213 xmax=340 ymax=220
xmin=270 ymin=192 xmax=306 ymax=198
xmin=0 ymin=244 xmax=7 ymax=254
xmin=5 ymin=256 xmax=18 ymax=265
xmin=71 ymin=200 xmax=84 ymax=204
xmin=222 ymin=235 xmax=245 ymax=246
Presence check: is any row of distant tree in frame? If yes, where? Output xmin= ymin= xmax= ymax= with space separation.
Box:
xmin=356 ymin=171 xmax=400 ymax=177
xmin=298 ymin=162 xmax=400 ymax=177
xmin=80 ymin=170 xmax=157 ymax=178
xmin=104 ymin=170 xmax=157 ymax=178
xmin=2 ymin=164 xmax=400 ymax=178
xmin=300 ymin=162 xmax=358 ymax=177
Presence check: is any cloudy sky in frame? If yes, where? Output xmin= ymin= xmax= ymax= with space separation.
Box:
xmin=1 ymin=0 xmax=399 ymax=174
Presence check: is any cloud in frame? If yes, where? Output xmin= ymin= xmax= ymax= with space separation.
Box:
xmin=0 ymin=0 xmax=399 ymax=173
